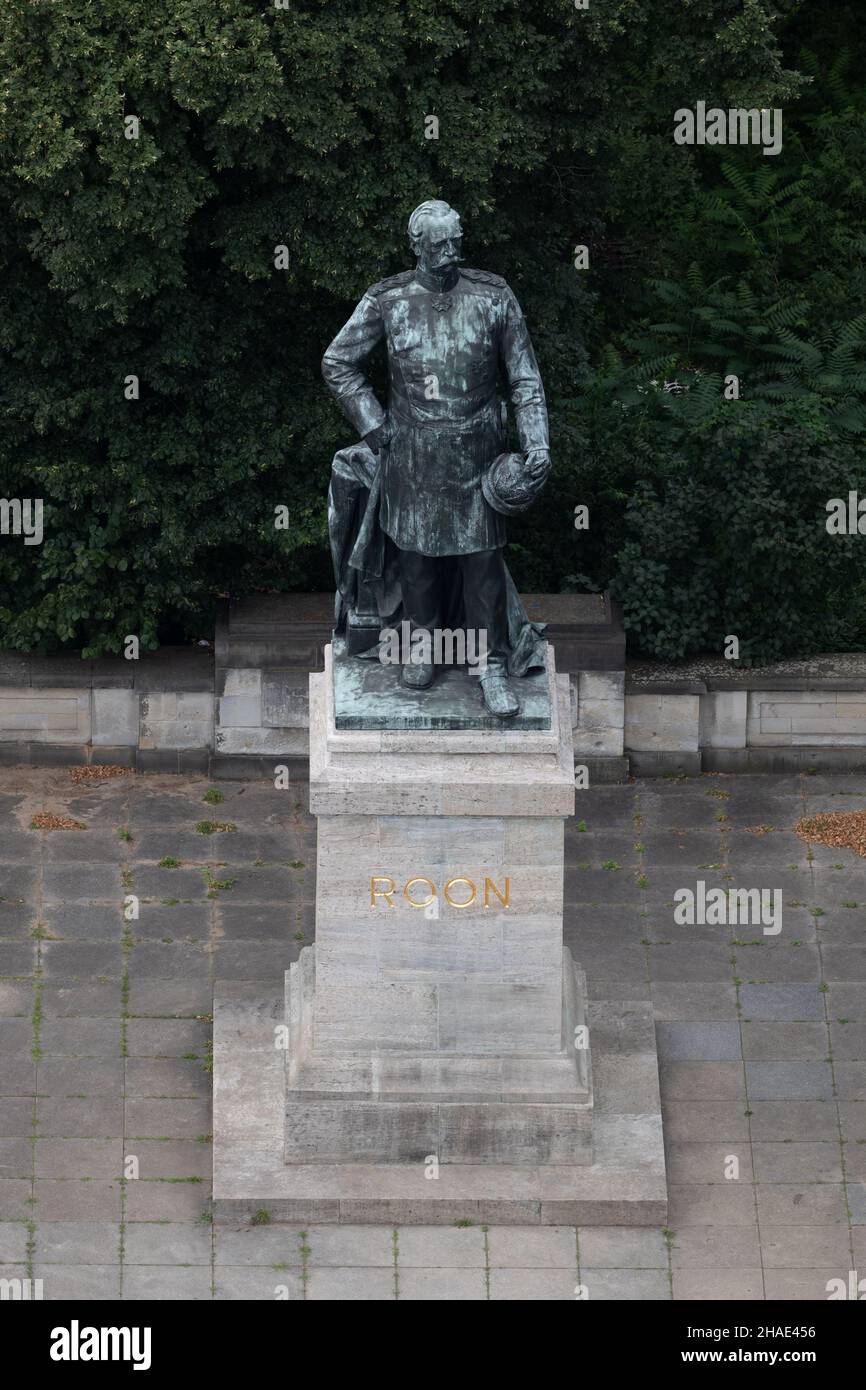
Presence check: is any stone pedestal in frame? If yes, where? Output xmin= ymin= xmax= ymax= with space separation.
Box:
xmin=286 ymin=645 xmax=590 ymax=1168
xmin=212 ymin=642 xmax=666 ymax=1224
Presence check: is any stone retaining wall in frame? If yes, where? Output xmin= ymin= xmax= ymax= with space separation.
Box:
xmin=3 ymin=600 xmax=866 ymax=778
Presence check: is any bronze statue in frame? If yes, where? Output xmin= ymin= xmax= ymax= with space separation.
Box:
xmin=322 ymin=199 xmax=551 ymax=718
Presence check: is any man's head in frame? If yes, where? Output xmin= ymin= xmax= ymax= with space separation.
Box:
xmin=407 ymin=200 xmax=463 ymax=273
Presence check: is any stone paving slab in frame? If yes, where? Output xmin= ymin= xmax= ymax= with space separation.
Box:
xmin=0 ymin=768 xmax=864 ymax=1299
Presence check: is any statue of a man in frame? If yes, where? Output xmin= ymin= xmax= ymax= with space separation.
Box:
xmin=321 ymin=199 xmax=551 ymax=718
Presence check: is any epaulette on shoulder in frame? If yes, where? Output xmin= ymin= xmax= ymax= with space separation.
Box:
xmin=460 ymin=267 xmax=508 ymax=289
xmin=366 ymin=270 xmax=414 ymax=297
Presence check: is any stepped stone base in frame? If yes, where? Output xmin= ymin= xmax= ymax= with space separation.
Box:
xmin=284 ymin=946 xmax=592 ymax=1166
xmin=212 ymin=980 xmax=666 ymax=1226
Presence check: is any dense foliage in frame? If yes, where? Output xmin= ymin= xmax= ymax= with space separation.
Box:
xmin=0 ymin=0 xmax=863 ymax=660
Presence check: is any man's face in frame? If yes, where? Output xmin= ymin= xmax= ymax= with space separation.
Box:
xmin=416 ymin=213 xmax=463 ymax=273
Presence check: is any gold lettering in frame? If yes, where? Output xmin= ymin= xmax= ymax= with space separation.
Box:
xmin=443 ymin=877 xmax=477 ymax=909
xmin=483 ymin=877 xmax=511 ymax=909
xmin=403 ymin=876 xmax=436 ymax=908
xmin=370 ymin=875 xmax=396 ymax=907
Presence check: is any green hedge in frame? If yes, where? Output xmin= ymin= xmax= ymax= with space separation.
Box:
xmin=2 ymin=0 xmax=863 ymax=662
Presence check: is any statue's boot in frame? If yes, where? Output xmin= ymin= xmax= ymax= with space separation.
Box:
xmin=401 ymin=661 xmax=437 ymax=690
xmin=480 ymin=666 xmax=520 ymax=719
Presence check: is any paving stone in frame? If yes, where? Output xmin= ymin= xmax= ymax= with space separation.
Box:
xmin=0 ymin=1057 xmax=36 ymax=1096
xmin=839 ymin=1101 xmax=866 ymax=1141
xmin=43 ymin=832 xmax=129 ymax=864
xmin=0 ymin=943 xmax=36 ymax=974
xmin=0 ymin=1099 xmax=33 ymax=1137
xmin=125 ymin=1019 xmax=210 ymax=1057
xmin=35 ymin=1180 xmax=122 ymax=1221
xmin=827 ymin=985 xmax=866 ymax=1020
xmin=663 ymin=1102 xmax=750 ymax=1141
xmin=579 ymin=1268 xmax=670 ymax=1300
xmin=127 ymin=944 xmax=210 ymax=981
xmin=761 ymin=1225 xmax=852 ymax=1268
xmin=212 ymin=940 xmax=299 ymax=979
xmin=0 ymin=905 xmax=37 ymax=939
xmin=659 ymin=1062 xmax=745 ymax=1100
xmin=127 ymin=980 xmax=212 ymax=1015
xmin=838 ymin=1145 xmax=866 ymax=1182
xmin=124 ymin=1058 xmax=207 ymax=1097
xmin=35 ymin=1221 xmax=120 ymax=1263
xmin=835 ymin=1063 xmax=866 ymax=1100
xmin=214 ymin=1266 xmax=303 ymax=1300
xmin=215 ymin=905 xmax=299 ymax=941
xmin=756 ymin=1184 xmax=849 ymax=1225
xmin=672 ymin=1268 xmax=763 ymax=1300
xmin=667 ymin=1183 xmax=758 ymax=1227
xmin=123 ymin=1222 xmax=212 ymax=1264
xmin=40 ymin=943 xmax=125 ymax=981
xmin=37 ymin=1096 xmax=123 ymax=1137
xmin=762 ymin=1268 xmax=845 ymax=1300
xmin=123 ymin=1181 xmax=210 ymax=1222
xmin=121 ymin=1266 xmax=213 ymax=1300
xmin=398 ymin=1268 xmax=486 ymax=1301
xmin=36 ymin=1139 xmax=122 ymax=1178
xmin=487 ymin=1227 xmax=576 ymax=1268
xmin=657 ymin=1022 xmax=741 ymax=1061
xmin=577 ymin=1226 xmax=667 ymax=1268
xmin=129 ymin=905 xmax=212 ymax=942
xmin=738 ymin=983 xmax=826 ymax=1020
xmin=752 ymin=1143 xmax=843 ymax=1184
xmin=0 ymin=865 xmax=38 ymax=901
xmin=42 ymin=865 xmax=122 ymax=903
xmin=133 ymin=831 xmax=227 ymax=862
xmin=0 ymin=981 xmax=32 ymax=1016
xmin=748 ymin=1100 xmax=839 ymax=1141
xmin=669 ymin=1225 xmax=761 ymax=1268
xmin=308 ymin=1226 xmax=394 ymax=1267
xmin=0 ymin=1180 xmax=31 ymax=1219
xmin=37 ymin=1058 xmax=123 ymax=1095
xmin=127 ymin=1140 xmax=211 ymax=1181
xmin=647 ymin=944 xmax=736 ymax=982
xmin=131 ymin=867 xmax=209 ymax=901
xmin=40 ymin=984 xmax=121 ymax=1016
xmin=745 ymin=1061 xmax=833 ymax=1100
xmin=215 ymin=1226 xmax=305 ymax=1266
xmin=0 ymin=1138 xmax=32 ymax=1180
xmin=306 ymin=1267 xmax=395 ymax=1300
xmin=129 ymin=794 xmax=214 ymax=827
xmin=488 ymin=1268 xmax=575 ymax=1300
xmin=0 ymin=1019 xmax=33 ymax=1054
xmin=737 ymin=944 xmax=822 ymax=982
xmin=741 ymin=1022 xmax=828 ymax=1059
xmin=666 ymin=1142 xmax=754 ymax=1184
xmin=396 ymin=1226 xmax=487 ymax=1268
xmin=847 ymin=1183 xmax=866 ymax=1224
xmin=33 ymin=1264 xmax=121 ymax=1300
xmin=831 ymin=1024 xmax=866 ymax=1059
xmin=41 ymin=906 xmax=124 ymax=941
xmin=0 ymin=1222 xmax=28 ymax=1261
xmin=650 ymin=983 xmax=739 ymax=1020
xmin=820 ymin=946 xmax=866 ymax=983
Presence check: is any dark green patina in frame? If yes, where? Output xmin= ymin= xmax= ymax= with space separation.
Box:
xmin=321 ymin=199 xmax=552 ymax=723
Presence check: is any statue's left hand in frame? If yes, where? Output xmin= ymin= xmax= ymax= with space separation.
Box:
xmin=524 ymin=448 xmax=551 ymax=481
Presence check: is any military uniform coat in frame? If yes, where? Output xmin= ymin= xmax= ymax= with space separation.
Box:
xmin=321 ymin=266 xmax=549 ymax=557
